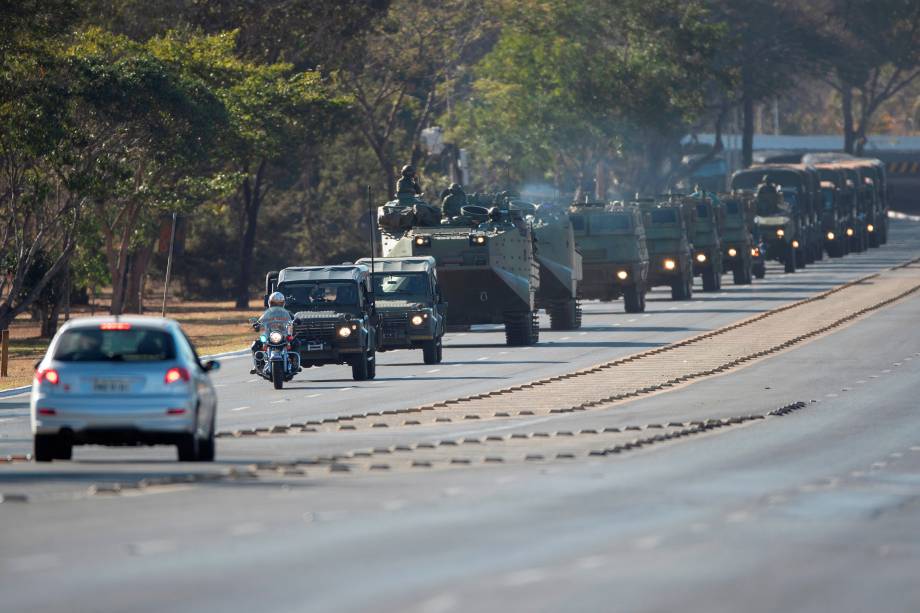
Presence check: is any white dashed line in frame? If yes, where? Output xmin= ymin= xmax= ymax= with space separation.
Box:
xmin=426 ymin=369 xmax=441 ymax=374
xmin=476 ymin=357 xmax=489 ymax=361
xmin=231 ymin=406 xmax=250 ymax=412
xmin=627 ymin=319 xmax=637 ymax=323
xmin=270 ymin=399 xmax=288 ymax=404
xmin=307 ymin=393 xmax=323 ymax=398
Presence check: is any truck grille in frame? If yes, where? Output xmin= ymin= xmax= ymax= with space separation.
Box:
xmin=293 ymin=320 xmax=337 ymax=341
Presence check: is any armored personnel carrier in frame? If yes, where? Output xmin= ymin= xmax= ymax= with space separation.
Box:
xmin=717 ymin=193 xmax=756 ymax=283
xmin=356 ymin=256 xmax=446 ymax=364
xmin=685 ymin=194 xmax=723 ymax=291
xmin=379 ymin=195 xmax=540 ymax=346
xmin=264 ymin=265 xmax=379 ymax=380
xmin=636 ymin=198 xmax=695 ymax=300
xmin=569 ymin=202 xmax=649 ymax=313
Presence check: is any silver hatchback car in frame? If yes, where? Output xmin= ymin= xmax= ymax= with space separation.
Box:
xmin=31 ymin=316 xmax=220 ymax=462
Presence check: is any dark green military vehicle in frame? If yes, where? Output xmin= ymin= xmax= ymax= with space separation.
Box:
xmin=264 ymin=266 xmax=379 ymax=381
xmin=637 ymin=199 xmax=694 ymax=300
xmin=356 ymin=256 xmax=446 ymax=364
xmin=685 ymin=194 xmax=723 ymax=291
xmin=717 ymin=194 xmax=756 ymax=284
xmin=379 ymin=195 xmax=541 ymax=346
xmin=570 ymin=202 xmax=649 ymax=313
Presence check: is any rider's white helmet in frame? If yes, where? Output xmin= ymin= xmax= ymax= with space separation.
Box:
xmin=268 ymin=291 xmax=285 ymax=307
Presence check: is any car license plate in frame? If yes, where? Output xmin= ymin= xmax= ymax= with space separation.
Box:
xmin=306 ymin=341 xmax=324 ymax=351
xmin=93 ymin=378 xmax=132 ymax=393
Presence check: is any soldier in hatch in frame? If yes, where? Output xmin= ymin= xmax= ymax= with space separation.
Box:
xmin=756 ymin=176 xmax=783 ymax=215
xmin=396 ymin=164 xmax=422 ymax=198
xmin=441 ymin=183 xmax=467 ymax=218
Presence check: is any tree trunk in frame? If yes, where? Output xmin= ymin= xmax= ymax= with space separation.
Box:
xmin=235 ymin=159 xmax=267 ymax=309
xmin=742 ymin=64 xmax=755 ymax=169
xmin=841 ymin=86 xmax=855 ymax=154
xmin=123 ymin=242 xmax=155 ymax=314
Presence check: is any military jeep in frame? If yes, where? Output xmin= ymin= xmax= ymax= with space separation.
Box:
xmin=265 ymin=265 xmax=379 ymax=381
xmin=718 ymin=194 xmax=756 ymax=284
xmin=637 ymin=199 xmax=695 ymax=300
xmin=685 ymin=194 xmax=724 ymax=291
xmin=356 ymin=256 xmax=446 ymax=364
xmin=570 ymin=202 xmax=649 ymax=313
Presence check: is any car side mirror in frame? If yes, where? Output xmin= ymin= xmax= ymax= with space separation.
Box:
xmin=262 ymin=294 xmax=269 ymax=308
xmin=34 ymin=359 xmax=42 ymax=370
xmin=203 ymin=360 xmax=221 ymax=372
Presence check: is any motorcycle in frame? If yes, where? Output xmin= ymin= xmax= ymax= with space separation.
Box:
xmin=249 ymin=318 xmax=301 ymax=389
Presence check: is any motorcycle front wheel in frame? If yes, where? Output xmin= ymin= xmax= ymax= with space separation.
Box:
xmin=271 ymin=361 xmax=284 ymax=389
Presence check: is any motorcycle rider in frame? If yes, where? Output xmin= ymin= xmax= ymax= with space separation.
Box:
xmin=250 ymin=291 xmax=296 ymax=374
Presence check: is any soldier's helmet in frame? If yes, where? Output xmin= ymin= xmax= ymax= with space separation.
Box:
xmin=401 ymin=164 xmax=415 ymax=177
xmin=268 ymin=291 xmax=285 ymax=307
xmin=449 ymin=183 xmax=461 ymax=192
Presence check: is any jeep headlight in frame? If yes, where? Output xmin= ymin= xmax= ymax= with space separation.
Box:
xmin=695 ymin=253 xmax=707 ymax=263
xmin=867 ymin=224 xmax=875 ymax=232
xmin=410 ymin=314 xmax=425 ymax=326
xmin=616 ymin=270 xmax=628 ymax=280
xmin=846 ymin=228 xmax=854 ymax=236
xmin=792 ymin=240 xmax=800 ymax=249
xmin=826 ymin=231 xmax=835 ymax=240
xmin=663 ymin=259 xmax=676 ymax=271
xmin=268 ymin=331 xmax=284 ymax=344
xmin=337 ymin=326 xmax=352 ymax=338
xmin=727 ymin=248 xmax=737 ymax=257
xmin=776 ymin=228 xmax=785 ymax=238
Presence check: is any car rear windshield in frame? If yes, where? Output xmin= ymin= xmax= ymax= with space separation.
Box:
xmin=54 ymin=327 xmax=176 ymax=362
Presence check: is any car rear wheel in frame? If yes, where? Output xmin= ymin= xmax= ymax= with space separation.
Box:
xmin=34 ymin=434 xmax=70 ymax=462
xmin=176 ymin=433 xmax=199 ymax=462
xmin=197 ymin=432 xmax=215 ymax=462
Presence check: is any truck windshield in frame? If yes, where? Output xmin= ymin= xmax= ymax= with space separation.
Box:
xmin=372 ymin=273 xmax=430 ymax=302
xmin=724 ymin=201 xmax=740 ymax=215
xmin=54 ymin=327 xmax=176 ymax=362
xmin=650 ymin=209 xmax=678 ymax=224
xmin=282 ymin=282 xmax=359 ymax=308
xmin=591 ymin=214 xmax=631 ymax=233
xmin=821 ymin=189 xmax=835 ymax=211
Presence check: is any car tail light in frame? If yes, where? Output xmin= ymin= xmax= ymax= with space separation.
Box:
xmin=100 ymin=322 xmax=132 ymax=331
xmin=166 ymin=408 xmax=187 ymax=415
xmin=37 ymin=408 xmax=57 ymax=416
xmin=164 ymin=367 xmax=190 ymax=384
xmin=35 ymin=369 xmax=60 ymax=385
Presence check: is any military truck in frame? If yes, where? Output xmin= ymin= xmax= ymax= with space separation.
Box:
xmin=685 ymin=194 xmax=723 ymax=291
xmin=570 ymin=202 xmax=649 ymax=312
xmin=512 ymin=200 xmax=583 ymax=329
xmin=718 ymin=194 xmax=756 ymax=284
xmin=812 ymin=164 xmax=852 ymax=257
xmin=264 ymin=266 xmax=379 ymax=381
xmin=379 ymin=196 xmax=541 ymax=346
xmin=355 ymin=256 xmax=446 ymax=364
xmin=636 ymin=199 xmax=695 ymax=300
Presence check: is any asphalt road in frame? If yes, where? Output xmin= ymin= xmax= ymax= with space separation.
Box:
xmin=1 ymin=221 xmax=919 ymax=613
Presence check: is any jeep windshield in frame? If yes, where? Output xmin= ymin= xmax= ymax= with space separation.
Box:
xmin=372 ymin=273 xmax=430 ymax=303
xmin=591 ymin=214 xmax=631 ymax=233
xmin=649 ymin=209 xmax=678 ymax=224
xmin=281 ymin=282 xmax=359 ymax=309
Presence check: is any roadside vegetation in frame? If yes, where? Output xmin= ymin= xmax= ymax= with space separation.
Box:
xmin=1 ymin=0 xmax=919 ymax=387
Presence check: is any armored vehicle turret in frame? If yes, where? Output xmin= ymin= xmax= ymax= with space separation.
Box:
xmin=569 ymin=202 xmax=649 ymax=313
xmin=379 ymin=194 xmax=540 ymax=346
xmin=356 ymin=256 xmax=446 ymax=364
xmin=636 ymin=198 xmax=695 ymax=300
xmin=264 ymin=265 xmax=379 ymax=381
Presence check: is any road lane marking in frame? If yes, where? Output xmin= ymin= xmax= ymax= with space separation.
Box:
xmin=307 ymin=394 xmax=323 ymax=398
xmin=231 ymin=406 xmax=250 ymax=412
xmin=426 ymin=369 xmax=441 ymax=374
xmin=229 ymin=522 xmax=265 ymax=536
xmin=502 ymin=568 xmax=547 ymax=587
xmin=476 ymin=357 xmax=489 ymax=361
xmin=270 ymin=399 xmax=288 ymax=404
xmin=627 ymin=318 xmax=636 ymax=322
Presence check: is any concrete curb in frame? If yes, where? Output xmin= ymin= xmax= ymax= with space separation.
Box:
xmin=0 ymin=347 xmax=249 ymax=400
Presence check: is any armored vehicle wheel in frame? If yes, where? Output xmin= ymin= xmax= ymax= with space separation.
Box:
xmin=504 ymin=311 xmax=539 ymax=346
xmin=549 ymin=299 xmax=582 ymax=330
xmin=351 ymin=349 xmax=371 ymax=381
xmin=701 ymin=267 xmax=720 ymax=292
xmin=367 ymin=352 xmax=376 ymax=380
xmin=814 ymin=241 xmax=824 ymax=261
xmin=753 ymin=263 xmax=766 ymax=279
xmin=623 ymin=285 xmax=645 ymax=313
xmin=271 ymin=361 xmax=284 ymax=389
xmin=670 ymin=276 xmax=692 ymax=300
xmin=422 ymin=339 xmax=442 ymax=364
xmin=732 ymin=262 xmax=752 ymax=285
xmin=868 ymin=231 xmax=880 ymax=248
xmin=795 ymin=245 xmax=807 ymax=269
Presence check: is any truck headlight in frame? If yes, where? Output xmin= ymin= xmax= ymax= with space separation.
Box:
xmin=663 ymin=259 xmax=676 ymax=271
xmin=776 ymin=228 xmax=785 ymax=238
xmin=792 ymin=240 xmax=800 ymax=249
xmin=867 ymin=224 xmax=875 ymax=232
xmin=727 ymin=248 xmax=737 ymax=257
xmin=826 ymin=231 xmax=835 ymax=240
xmin=696 ymin=253 xmax=707 ymax=263
xmin=337 ymin=326 xmax=352 ymax=338
xmin=616 ymin=270 xmax=628 ymax=280
xmin=410 ymin=314 xmax=425 ymax=326
xmin=268 ymin=331 xmax=284 ymax=344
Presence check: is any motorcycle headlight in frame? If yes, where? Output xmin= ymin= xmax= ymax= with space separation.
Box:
xmin=268 ymin=331 xmax=284 ymax=344
xmin=695 ymin=253 xmax=707 ymax=263
xmin=776 ymin=228 xmax=785 ymax=238
xmin=727 ymin=248 xmax=737 ymax=257
xmin=411 ymin=314 xmax=425 ymax=326
xmin=616 ymin=270 xmax=629 ymax=280
xmin=663 ymin=259 xmax=676 ymax=271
